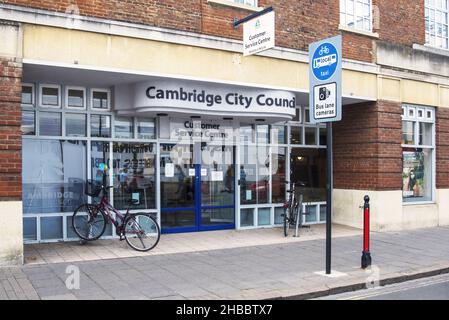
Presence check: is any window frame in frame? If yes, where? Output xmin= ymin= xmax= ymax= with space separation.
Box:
xmin=21 ymin=83 xmax=35 ymax=108
xmin=340 ymin=0 xmax=373 ymax=33
xmin=65 ymin=86 xmax=87 ymax=110
xmin=65 ymin=112 xmax=88 ymax=137
xmin=21 ymin=110 xmax=36 ymax=136
xmin=90 ymin=113 xmax=112 ymax=138
xmin=22 ymin=82 xmax=158 ymax=243
xmin=38 ymin=111 xmax=63 ymax=137
xmin=289 ymin=107 xmax=327 ymax=148
xmin=90 ymin=88 xmax=111 ymax=111
xmin=237 ymin=106 xmax=327 ymax=229
xmin=401 ymin=104 xmax=436 ymax=204
xmin=232 ymin=0 xmax=257 ymax=7
xmin=114 ymin=116 xmax=135 ymax=139
xmin=425 ymin=0 xmax=449 ymax=50
xmin=39 ymin=83 xmax=62 ymax=109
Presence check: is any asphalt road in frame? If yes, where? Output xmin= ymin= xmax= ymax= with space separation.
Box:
xmin=319 ymin=273 xmax=449 ymax=300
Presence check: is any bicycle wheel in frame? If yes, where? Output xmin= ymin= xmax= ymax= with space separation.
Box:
xmin=124 ymin=213 xmax=160 ymax=252
xmin=72 ymin=204 xmax=107 ymax=241
xmin=283 ymin=207 xmax=289 ymax=237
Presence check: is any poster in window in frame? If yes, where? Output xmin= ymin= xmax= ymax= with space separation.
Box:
xmin=402 ymin=151 xmax=425 ymax=198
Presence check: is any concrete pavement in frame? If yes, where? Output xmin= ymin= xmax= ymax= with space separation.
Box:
xmin=1 ymin=225 xmax=449 ymax=300
xmin=23 ymin=225 xmax=361 ymax=265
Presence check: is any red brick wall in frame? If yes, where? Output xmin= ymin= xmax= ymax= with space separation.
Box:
xmin=0 ymin=0 xmax=376 ymax=62
xmin=1 ymin=1 xmax=427 ymax=62
xmin=0 ymin=56 xmax=22 ymax=200
xmin=436 ymin=108 xmax=449 ymax=189
xmin=342 ymin=32 xmax=373 ymax=63
xmin=333 ymin=100 xmax=403 ymax=190
xmin=373 ymin=0 xmax=425 ymax=47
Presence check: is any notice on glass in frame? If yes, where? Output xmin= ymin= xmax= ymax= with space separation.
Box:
xmin=201 ymin=168 xmax=207 ymax=176
xmin=132 ymin=192 xmax=140 ymax=205
xmin=189 ymin=168 xmax=195 ymax=177
xmin=165 ymin=163 xmax=174 ymax=177
xmin=211 ymin=171 xmax=223 ymax=182
xmin=246 ymin=190 xmax=252 ymax=201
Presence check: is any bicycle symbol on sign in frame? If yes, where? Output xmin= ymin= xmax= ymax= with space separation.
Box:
xmin=319 ymin=45 xmax=330 ymax=56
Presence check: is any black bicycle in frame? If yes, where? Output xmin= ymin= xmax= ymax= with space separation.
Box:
xmin=282 ymin=182 xmax=307 ymax=237
xmin=72 ymin=180 xmax=161 ymax=252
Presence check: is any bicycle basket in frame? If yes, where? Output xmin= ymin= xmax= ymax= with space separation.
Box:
xmin=85 ymin=180 xmax=103 ymax=197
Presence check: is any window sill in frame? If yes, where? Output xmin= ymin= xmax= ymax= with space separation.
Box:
xmin=402 ymin=200 xmax=436 ymax=206
xmin=401 ymin=145 xmax=435 ymax=149
xmin=207 ymin=0 xmax=263 ymax=12
xmin=413 ymin=43 xmax=449 ymax=58
xmin=338 ymin=25 xmax=379 ymax=39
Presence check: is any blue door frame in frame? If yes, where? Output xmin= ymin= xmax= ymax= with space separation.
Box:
xmin=161 ymin=162 xmax=235 ymax=234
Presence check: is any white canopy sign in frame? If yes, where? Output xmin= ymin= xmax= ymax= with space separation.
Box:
xmin=115 ymin=79 xmax=296 ymax=121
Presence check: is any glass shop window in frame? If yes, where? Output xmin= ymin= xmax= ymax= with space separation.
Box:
xmin=112 ymin=143 xmax=157 ymax=210
xmin=290 ymin=148 xmax=327 ymax=202
xmin=137 ymin=118 xmax=155 ymax=139
xmin=22 ymin=139 xmax=87 ymax=214
xmin=401 ymin=105 xmax=435 ymax=203
xmin=115 ymin=117 xmax=134 ymax=139
xmin=91 ymin=114 xmax=111 ymax=138
xmin=39 ymin=112 xmax=62 ymax=136
xmin=66 ymin=113 xmax=87 ymax=137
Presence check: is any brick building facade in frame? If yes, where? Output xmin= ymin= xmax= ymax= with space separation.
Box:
xmin=0 ymin=56 xmax=22 ymax=201
xmin=0 ymin=0 xmax=448 ymax=265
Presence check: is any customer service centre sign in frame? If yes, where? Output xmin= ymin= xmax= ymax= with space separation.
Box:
xmin=243 ymin=10 xmax=275 ymax=56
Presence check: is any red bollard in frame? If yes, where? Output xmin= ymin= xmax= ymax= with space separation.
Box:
xmin=361 ymin=195 xmax=372 ymax=269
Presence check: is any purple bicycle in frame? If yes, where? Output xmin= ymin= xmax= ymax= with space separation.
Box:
xmin=72 ymin=180 xmax=160 ymax=251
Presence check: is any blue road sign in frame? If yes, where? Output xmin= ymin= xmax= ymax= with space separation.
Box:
xmin=309 ymin=35 xmax=342 ymax=123
xmin=312 ymin=42 xmax=339 ymax=81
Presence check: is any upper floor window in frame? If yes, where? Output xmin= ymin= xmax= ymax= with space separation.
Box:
xmin=425 ymin=0 xmax=449 ymax=49
xmin=340 ymin=0 xmax=372 ymax=32
xmin=233 ymin=0 xmax=257 ymax=7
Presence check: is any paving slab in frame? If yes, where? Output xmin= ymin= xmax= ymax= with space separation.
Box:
xmin=3 ymin=225 xmax=449 ymax=299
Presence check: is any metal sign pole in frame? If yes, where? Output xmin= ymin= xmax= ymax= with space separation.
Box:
xmin=326 ymin=122 xmax=333 ymax=275
xmin=233 ymin=6 xmax=274 ymax=28
xmin=309 ymin=35 xmax=341 ymax=275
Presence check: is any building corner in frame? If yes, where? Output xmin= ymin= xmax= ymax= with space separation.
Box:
xmin=0 ymin=19 xmax=24 ymax=265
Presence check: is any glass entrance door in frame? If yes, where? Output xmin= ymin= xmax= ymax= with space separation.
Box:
xmin=160 ymin=144 xmax=196 ymax=232
xmin=200 ymin=144 xmax=235 ymax=230
xmin=160 ymin=143 xmax=235 ymax=233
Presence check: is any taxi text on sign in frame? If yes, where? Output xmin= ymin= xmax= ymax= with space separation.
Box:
xmin=243 ymin=11 xmax=275 ymax=57
xmin=309 ymin=35 xmax=342 ymax=123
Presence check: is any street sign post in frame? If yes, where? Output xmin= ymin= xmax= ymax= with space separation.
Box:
xmin=309 ymin=35 xmax=342 ymax=123
xmin=309 ymin=35 xmax=342 ymax=275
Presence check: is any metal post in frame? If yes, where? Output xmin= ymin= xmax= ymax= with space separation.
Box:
xmin=233 ymin=6 xmax=274 ymax=28
xmin=326 ymin=122 xmax=333 ymax=274
xmin=361 ymin=195 xmax=372 ymax=269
